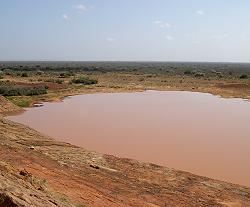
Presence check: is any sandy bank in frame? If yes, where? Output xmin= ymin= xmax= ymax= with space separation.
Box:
xmin=0 ymin=117 xmax=250 ymax=206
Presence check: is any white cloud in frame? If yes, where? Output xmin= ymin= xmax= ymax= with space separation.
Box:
xmin=196 ymin=10 xmax=205 ymax=15
xmin=154 ymin=20 xmax=172 ymax=28
xmin=62 ymin=14 xmax=69 ymax=21
xmin=165 ymin=35 xmax=174 ymax=41
xmin=74 ymin=4 xmax=88 ymax=12
xmin=106 ymin=37 xmax=116 ymax=43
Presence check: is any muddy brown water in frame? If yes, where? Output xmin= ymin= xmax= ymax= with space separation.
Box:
xmin=7 ymin=91 xmax=250 ymax=186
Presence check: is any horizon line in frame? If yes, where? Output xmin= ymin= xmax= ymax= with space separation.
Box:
xmin=1 ymin=60 xmax=250 ymax=64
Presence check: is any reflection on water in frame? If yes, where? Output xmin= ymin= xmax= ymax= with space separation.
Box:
xmin=7 ymin=91 xmax=250 ymax=186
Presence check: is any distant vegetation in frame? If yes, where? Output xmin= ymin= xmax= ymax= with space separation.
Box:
xmin=1 ymin=62 xmax=249 ymax=77
xmin=71 ymin=76 xmax=98 ymax=85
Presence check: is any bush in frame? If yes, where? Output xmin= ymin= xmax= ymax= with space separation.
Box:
xmin=184 ymin=70 xmax=192 ymax=75
xmin=0 ymin=85 xmax=47 ymax=96
xmin=21 ymin=72 xmax=29 ymax=77
xmin=194 ymin=73 xmax=205 ymax=78
xmin=45 ymin=79 xmax=64 ymax=84
xmin=239 ymin=74 xmax=248 ymax=79
xmin=59 ymin=72 xmax=72 ymax=78
xmin=71 ymin=77 xmax=98 ymax=85
xmin=0 ymin=74 xmax=3 ymax=79
xmin=3 ymin=69 xmax=13 ymax=75
xmin=55 ymin=79 xmax=64 ymax=84
xmin=36 ymin=71 xmax=43 ymax=75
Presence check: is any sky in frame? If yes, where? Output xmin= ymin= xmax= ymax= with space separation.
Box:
xmin=0 ymin=0 xmax=250 ymax=62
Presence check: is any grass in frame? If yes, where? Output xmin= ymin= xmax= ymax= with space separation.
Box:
xmin=7 ymin=97 xmax=31 ymax=107
xmin=75 ymin=204 xmax=87 ymax=207
xmin=60 ymin=196 xmax=68 ymax=202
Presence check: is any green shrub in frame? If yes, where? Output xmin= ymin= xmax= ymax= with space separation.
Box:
xmin=0 ymin=86 xmax=47 ymax=96
xmin=36 ymin=71 xmax=43 ymax=75
xmin=71 ymin=77 xmax=98 ymax=85
xmin=194 ymin=73 xmax=205 ymax=78
xmin=21 ymin=72 xmax=29 ymax=77
xmin=55 ymin=79 xmax=64 ymax=84
xmin=239 ymin=74 xmax=248 ymax=79
xmin=3 ymin=69 xmax=13 ymax=75
xmin=59 ymin=72 xmax=72 ymax=78
xmin=45 ymin=79 xmax=64 ymax=84
xmin=184 ymin=70 xmax=192 ymax=75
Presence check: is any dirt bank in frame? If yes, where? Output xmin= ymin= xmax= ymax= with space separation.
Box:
xmin=0 ymin=96 xmax=23 ymax=115
xmin=0 ymin=118 xmax=249 ymax=207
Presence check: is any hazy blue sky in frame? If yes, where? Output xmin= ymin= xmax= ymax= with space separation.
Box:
xmin=1 ymin=0 xmax=250 ymax=62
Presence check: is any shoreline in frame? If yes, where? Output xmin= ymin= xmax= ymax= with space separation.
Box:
xmin=4 ymin=90 xmax=250 ymax=187
xmin=4 ymin=88 xmax=250 ymax=121
xmin=4 ymin=84 xmax=250 ymax=116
